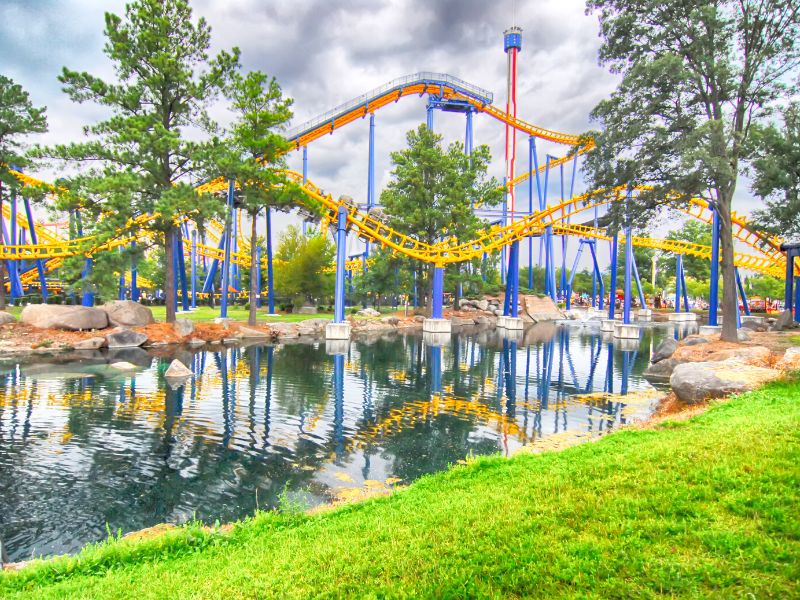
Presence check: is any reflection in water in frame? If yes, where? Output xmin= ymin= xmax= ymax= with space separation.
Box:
xmin=0 ymin=324 xmax=672 ymax=561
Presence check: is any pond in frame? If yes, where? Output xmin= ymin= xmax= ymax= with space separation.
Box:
xmin=0 ymin=322 xmax=686 ymax=562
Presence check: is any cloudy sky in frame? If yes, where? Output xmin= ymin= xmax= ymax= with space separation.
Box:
xmin=0 ymin=0 xmax=762 ymax=265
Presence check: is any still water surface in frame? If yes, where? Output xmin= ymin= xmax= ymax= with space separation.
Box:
xmin=0 ymin=323 xmax=679 ymax=561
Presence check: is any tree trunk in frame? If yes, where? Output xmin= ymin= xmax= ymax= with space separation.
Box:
xmin=716 ymin=192 xmax=738 ymax=342
xmin=248 ymin=210 xmax=259 ymax=326
xmin=164 ymin=227 xmax=176 ymax=323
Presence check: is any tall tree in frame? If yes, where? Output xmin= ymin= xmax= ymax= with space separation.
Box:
xmin=43 ymin=0 xmax=239 ymax=322
xmin=582 ymin=0 xmax=800 ymax=341
xmin=216 ymin=70 xmax=302 ymax=325
xmin=380 ymin=125 xmax=502 ymax=313
xmin=663 ymin=221 xmax=713 ymax=282
xmin=751 ymin=103 xmax=800 ymax=240
xmin=273 ymin=225 xmax=334 ymax=307
xmin=0 ymin=75 xmax=47 ymax=309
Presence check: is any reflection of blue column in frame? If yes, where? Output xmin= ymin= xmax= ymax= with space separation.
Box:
xmin=333 ymin=206 xmax=348 ymax=323
xmin=220 ymin=179 xmax=235 ymax=318
xmin=604 ymin=342 xmax=614 ymax=394
xmin=263 ymin=346 xmax=273 ymax=446
xmin=333 ymin=353 xmax=345 ymax=459
xmin=429 ymin=345 xmax=442 ymax=395
xmin=503 ymin=339 xmax=517 ymax=418
xmin=431 ymin=265 xmax=444 ymax=319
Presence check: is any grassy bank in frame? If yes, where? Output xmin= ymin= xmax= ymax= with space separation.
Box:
xmin=2 ymin=381 xmax=799 ymax=598
xmin=147 ymin=305 xmax=335 ymax=323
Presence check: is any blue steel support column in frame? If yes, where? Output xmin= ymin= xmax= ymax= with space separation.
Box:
xmin=431 ymin=264 xmax=444 ymax=320
xmin=504 ymin=241 xmax=520 ymax=317
xmin=177 ymin=232 xmax=189 ymax=312
xmin=708 ymin=206 xmax=720 ymax=325
xmin=333 ymin=207 xmax=348 ymax=323
xmin=784 ymin=253 xmax=794 ymax=314
xmin=588 ymin=242 xmax=604 ymax=310
xmin=623 ymin=225 xmax=633 ymax=324
xmin=735 ymin=268 xmax=750 ymax=316
xmin=528 ymin=136 xmax=534 ymax=289
xmin=501 ymin=178 xmax=507 ymax=285
xmin=118 ymin=247 xmax=125 ymax=299
xmin=795 ymin=276 xmax=800 ymax=323
xmin=22 ymin=197 xmax=48 ymax=300
xmin=302 ymin=146 xmax=308 ymax=236
xmin=8 ymin=190 xmax=22 ymax=299
xmin=565 ymin=242 xmax=584 ymax=310
xmin=255 ymin=246 xmax=262 ymax=308
xmin=190 ymin=231 xmax=197 ymax=309
xmin=220 ymin=179 xmax=235 ymax=318
xmin=74 ymin=210 xmax=94 ymax=306
xmin=631 ymin=253 xmax=646 ymax=308
xmin=130 ymin=241 xmax=139 ymax=301
xmin=201 ymin=233 xmax=226 ymax=293
xmin=675 ymin=255 xmax=683 ymax=312
xmin=365 ymin=112 xmax=375 ymax=260
xmin=266 ymin=208 xmax=275 ymax=314
xmin=608 ymin=232 xmax=619 ymax=320
xmin=559 ymin=164 xmax=567 ymax=298
xmin=464 ymin=110 xmax=473 ymax=157
xmin=426 ymin=103 xmax=434 ymax=130
xmin=680 ymin=258 xmax=690 ymax=311
xmin=171 ymin=231 xmax=180 ymax=313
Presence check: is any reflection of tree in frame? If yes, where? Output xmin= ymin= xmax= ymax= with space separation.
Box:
xmin=270 ymin=344 xmax=330 ymax=416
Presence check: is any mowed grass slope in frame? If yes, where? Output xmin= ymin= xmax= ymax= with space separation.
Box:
xmin=2 ymin=381 xmax=799 ymax=599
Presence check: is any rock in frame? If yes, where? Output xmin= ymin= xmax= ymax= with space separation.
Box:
xmin=107 ymin=347 xmax=152 ymax=367
xmin=413 ymin=315 xmax=425 ymax=323
xmin=651 ymin=337 xmax=678 ymax=364
xmin=21 ymin=304 xmax=108 ymax=331
xmin=772 ymin=310 xmax=799 ymax=331
xmin=474 ymin=315 xmax=490 ymax=326
xmin=672 ymin=344 xmax=772 ymax=367
xmin=0 ymin=311 xmax=16 ymax=325
xmin=521 ymin=295 xmax=565 ymax=323
xmin=173 ymin=319 xmax=194 ymax=337
xmin=357 ymin=307 xmax=381 ymax=317
xmin=186 ymin=338 xmax=206 ymax=347
xmin=164 ymin=359 xmax=193 ymax=379
xmin=741 ymin=320 xmax=767 ymax=332
xmin=237 ymin=326 xmax=269 ymax=339
xmin=493 ymin=309 xmax=503 ymax=317
xmin=110 ymin=361 xmax=138 ymax=371
xmin=100 ymin=300 xmax=154 ymax=327
xmin=776 ymin=347 xmax=800 ymax=372
xmin=269 ymin=323 xmax=299 ymax=338
xmin=737 ymin=329 xmax=751 ymax=342
xmin=461 ymin=305 xmax=476 ymax=312
xmin=213 ymin=317 xmax=233 ymax=328
xmin=380 ymin=316 xmax=399 ymax=326
xmin=682 ymin=336 xmax=709 ymax=346
xmin=105 ymin=327 xmax=148 ymax=348
xmin=475 ymin=299 xmax=490 ymax=311
xmin=643 ymin=358 xmax=679 ymax=381
xmin=73 ymin=337 xmax=105 ymax=350
xmin=669 ymin=359 xmax=781 ymax=404
xmin=297 ymin=306 xmax=317 ymax=314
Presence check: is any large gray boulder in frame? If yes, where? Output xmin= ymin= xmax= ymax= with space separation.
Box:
xmin=21 ymin=304 xmax=108 ymax=331
xmin=0 ymin=311 xmax=16 ymax=325
xmin=651 ymin=337 xmax=678 ymax=364
xmin=73 ymin=337 xmax=106 ymax=350
xmin=772 ymin=310 xmax=799 ymax=331
xmin=105 ymin=327 xmax=148 ymax=348
xmin=173 ymin=319 xmax=194 ymax=337
xmin=237 ymin=326 xmax=269 ymax=339
xmin=669 ymin=359 xmax=780 ymax=404
xmin=357 ymin=307 xmax=381 ymax=317
xmin=643 ymin=358 xmax=679 ymax=381
xmin=100 ymin=300 xmax=154 ymax=327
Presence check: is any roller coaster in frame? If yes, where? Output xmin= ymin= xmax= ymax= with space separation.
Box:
xmin=1 ymin=71 xmax=793 ymax=328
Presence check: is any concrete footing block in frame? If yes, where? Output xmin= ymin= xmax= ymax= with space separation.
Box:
xmin=699 ymin=325 xmax=723 ymax=335
xmin=325 ymin=322 xmax=351 ymax=340
xmin=600 ymin=319 xmax=616 ymax=333
xmin=668 ymin=312 xmax=697 ymax=322
xmin=423 ymin=318 xmax=452 ymax=333
xmin=497 ymin=315 xmax=524 ymax=330
xmin=613 ymin=322 xmax=641 ymax=339
xmin=637 ymin=309 xmax=653 ymax=322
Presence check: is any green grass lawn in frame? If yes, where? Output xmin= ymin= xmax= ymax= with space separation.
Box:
xmin=147 ymin=305 xmax=335 ymax=324
xmin=2 ymin=380 xmax=798 ymax=598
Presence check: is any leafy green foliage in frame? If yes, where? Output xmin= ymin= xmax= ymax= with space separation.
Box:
xmin=582 ymin=0 xmax=800 ymax=340
xmin=0 ymin=75 xmax=47 ymax=189
xmin=39 ymin=0 xmax=240 ymax=321
xmin=751 ymin=103 xmax=800 ymax=240
xmin=273 ymin=225 xmax=334 ymax=304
